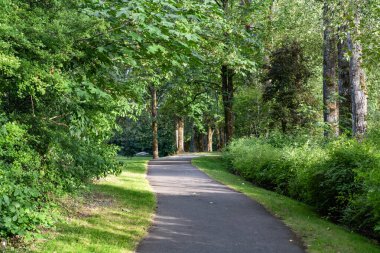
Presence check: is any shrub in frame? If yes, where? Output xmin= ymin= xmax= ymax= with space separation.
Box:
xmin=0 ymin=123 xmax=56 ymax=237
xmin=226 ymin=138 xmax=294 ymax=193
xmin=286 ymin=145 xmax=326 ymax=201
xmin=0 ymin=121 xmax=121 ymax=238
xmin=225 ymin=135 xmax=380 ymax=239
xmin=308 ymin=140 xmax=369 ymax=219
xmin=356 ymin=147 xmax=380 ymax=237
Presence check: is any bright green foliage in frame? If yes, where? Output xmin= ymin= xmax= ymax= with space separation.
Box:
xmin=112 ymin=113 xmax=176 ymax=157
xmin=0 ymin=0 xmax=379 ymax=247
xmin=234 ymin=86 xmax=270 ymax=137
xmin=225 ymin=135 xmax=380 ymax=239
xmin=0 ymin=122 xmax=55 ymax=237
xmin=0 ymin=0 xmax=130 ymax=238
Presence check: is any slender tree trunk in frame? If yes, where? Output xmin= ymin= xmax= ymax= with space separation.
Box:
xmin=194 ymin=130 xmax=203 ymax=152
xmin=323 ymin=2 xmax=339 ymax=137
xmin=201 ymin=133 xmax=206 ymax=152
xmin=150 ymin=85 xmax=159 ymax=159
xmin=175 ymin=121 xmax=179 ymax=150
xmin=281 ymin=119 xmax=287 ymax=134
xmin=219 ymin=0 xmax=235 ymax=145
xmin=338 ymin=25 xmax=352 ymax=134
xmin=190 ymin=126 xmax=195 ymax=152
xmin=193 ymin=128 xmax=198 ymax=152
xmin=220 ymin=127 xmax=225 ymax=149
xmin=177 ymin=117 xmax=184 ymax=154
xmin=221 ymin=65 xmax=234 ymax=144
xmin=215 ymin=127 xmax=221 ymax=151
xmin=348 ymin=3 xmax=367 ymax=138
xmin=207 ymin=125 xmax=214 ymax=152
xmin=184 ymin=140 xmax=190 ymax=152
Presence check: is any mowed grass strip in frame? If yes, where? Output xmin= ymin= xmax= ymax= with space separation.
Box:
xmin=193 ymin=156 xmax=380 ymax=253
xmin=34 ymin=157 xmax=155 ymax=253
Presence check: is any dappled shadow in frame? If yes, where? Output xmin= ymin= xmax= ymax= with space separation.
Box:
xmin=37 ymin=173 xmax=154 ymax=253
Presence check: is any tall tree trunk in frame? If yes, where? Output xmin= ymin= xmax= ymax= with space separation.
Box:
xmin=177 ymin=117 xmax=184 ymax=154
xmin=281 ymin=119 xmax=287 ymax=134
xmin=215 ymin=127 xmax=221 ymax=151
xmin=219 ymin=0 xmax=235 ymax=145
xmin=207 ymin=125 xmax=214 ymax=152
xmin=323 ymin=2 xmax=339 ymax=137
xmin=348 ymin=2 xmax=367 ymax=138
xmin=175 ymin=120 xmax=179 ymax=150
xmin=150 ymin=85 xmax=159 ymax=159
xmin=338 ymin=25 xmax=352 ymax=134
xmin=221 ymin=65 xmax=234 ymax=144
xmin=194 ymin=130 xmax=203 ymax=152
xmin=190 ymin=126 xmax=195 ymax=152
xmin=220 ymin=127 xmax=225 ymax=149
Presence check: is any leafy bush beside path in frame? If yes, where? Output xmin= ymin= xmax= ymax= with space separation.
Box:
xmin=225 ymin=134 xmax=380 ymax=239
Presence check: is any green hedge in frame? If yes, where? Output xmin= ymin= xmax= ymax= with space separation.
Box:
xmin=225 ymin=135 xmax=380 ymax=239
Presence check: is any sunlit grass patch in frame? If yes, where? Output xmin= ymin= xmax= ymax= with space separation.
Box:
xmin=33 ymin=157 xmax=155 ymax=253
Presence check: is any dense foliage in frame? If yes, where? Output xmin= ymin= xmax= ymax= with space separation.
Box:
xmin=0 ymin=0 xmax=128 ymax=237
xmin=0 ymin=0 xmax=222 ymax=238
xmin=225 ymin=134 xmax=380 ymax=238
xmin=263 ymin=41 xmax=315 ymax=133
xmin=0 ymin=0 xmax=379 ymax=247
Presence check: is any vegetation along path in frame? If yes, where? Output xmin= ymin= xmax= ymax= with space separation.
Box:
xmin=137 ymin=155 xmax=305 ymax=253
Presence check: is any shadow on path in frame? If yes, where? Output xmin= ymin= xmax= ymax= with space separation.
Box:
xmin=137 ymin=155 xmax=305 ymax=253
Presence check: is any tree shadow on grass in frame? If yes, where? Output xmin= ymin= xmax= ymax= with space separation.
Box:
xmin=37 ymin=182 xmax=155 ymax=253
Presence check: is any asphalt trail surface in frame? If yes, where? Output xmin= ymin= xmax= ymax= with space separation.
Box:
xmin=137 ymin=155 xmax=305 ymax=253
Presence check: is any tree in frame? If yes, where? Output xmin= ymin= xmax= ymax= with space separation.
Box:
xmin=263 ymin=41 xmax=313 ymax=133
xmin=323 ymin=1 xmax=339 ymax=137
xmin=150 ymin=85 xmax=159 ymax=159
xmin=348 ymin=1 xmax=368 ymax=138
xmin=210 ymin=0 xmax=259 ymax=144
xmin=338 ymin=24 xmax=352 ymax=134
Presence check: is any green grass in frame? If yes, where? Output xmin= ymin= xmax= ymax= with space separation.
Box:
xmin=193 ymin=156 xmax=380 ymax=253
xmin=33 ymin=157 xmax=155 ymax=253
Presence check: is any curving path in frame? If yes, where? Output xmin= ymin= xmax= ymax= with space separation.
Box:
xmin=136 ymin=155 xmax=305 ymax=253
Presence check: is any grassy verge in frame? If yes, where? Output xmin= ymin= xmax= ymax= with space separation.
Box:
xmin=33 ymin=157 xmax=155 ymax=253
xmin=193 ymin=156 xmax=380 ymax=253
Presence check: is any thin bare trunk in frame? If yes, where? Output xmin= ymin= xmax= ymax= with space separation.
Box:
xmin=207 ymin=125 xmax=214 ymax=152
xmin=221 ymin=65 xmax=234 ymax=144
xmin=348 ymin=3 xmax=367 ymax=138
xmin=175 ymin=121 xmax=179 ymax=150
xmin=150 ymin=86 xmax=159 ymax=159
xmin=323 ymin=2 xmax=339 ymax=137
xmin=190 ymin=126 xmax=195 ymax=152
xmin=177 ymin=117 xmax=184 ymax=154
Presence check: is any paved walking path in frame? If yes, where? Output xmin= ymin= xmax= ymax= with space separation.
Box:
xmin=137 ymin=155 xmax=305 ymax=253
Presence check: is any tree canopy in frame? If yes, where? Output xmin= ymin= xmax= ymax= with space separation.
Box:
xmin=0 ymin=0 xmax=380 ymax=243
